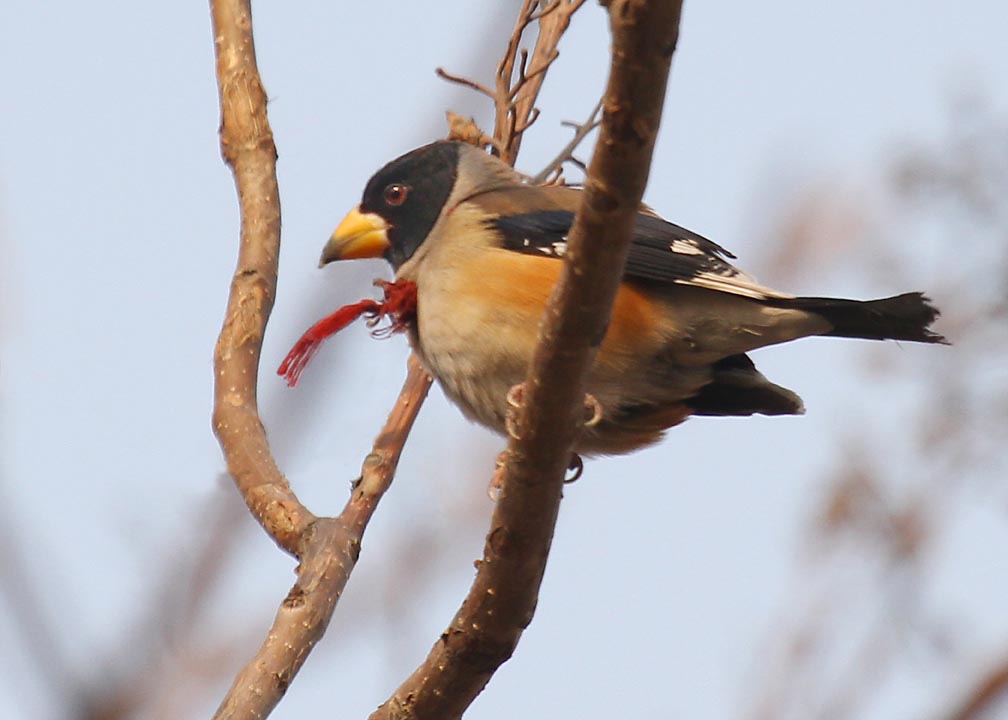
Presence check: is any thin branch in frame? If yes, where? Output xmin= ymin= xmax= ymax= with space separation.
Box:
xmin=213 ymin=357 xmax=432 ymax=719
xmin=530 ymin=96 xmax=604 ymax=184
xmin=370 ymin=2 xmax=684 ymax=718
xmin=436 ymin=0 xmax=585 ymax=167
xmin=209 ymin=0 xmax=312 ymax=555
xmin=435 ymin=67 xmax=495 ymax=101
xmin=495 ymin=0 xmax=586 ymax=164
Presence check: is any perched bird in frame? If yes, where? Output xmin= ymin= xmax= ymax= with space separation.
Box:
xmin=316 ymin=140 xmax=946 ymax=455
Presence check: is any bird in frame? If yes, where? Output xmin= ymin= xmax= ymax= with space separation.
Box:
xmin=315 ymin=140 xmax=946 ymax=455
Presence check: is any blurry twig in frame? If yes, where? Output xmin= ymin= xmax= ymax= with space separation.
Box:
xmin=0 ymin=492 xmax=76 ymax=706
xmin=946 ymin=656 xmax=1008 ymax=720
xmin=77 ymin=487 xmax=248 ymax=720
xmin=530 ymin=97 xmax=603 ymax=184
xmin=745 ymin=100 xmax=1008 ymax=720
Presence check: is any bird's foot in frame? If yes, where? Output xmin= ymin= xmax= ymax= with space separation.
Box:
xmin=582 ymin=393 xmax=602 ymax=427
xmin=565 ymin=453 xmax=584 ymax=483
xmin=488 ymin=450 xmax=509 ymax=501
xmin=488 ymin=450 xmax=583 ymax=499
xmin=505 ymin=383 xmax=525 ymax=441
xmin=507 ymin=385 xmax=600 ymax=435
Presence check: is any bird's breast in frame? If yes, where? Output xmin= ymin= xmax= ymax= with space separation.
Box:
xmin=406 ymin=247 xmax=674 ymax=433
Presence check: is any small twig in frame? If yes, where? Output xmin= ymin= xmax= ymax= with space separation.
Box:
xmin=515 ymin=106 xmax=541 ymax=134
xmin=496 ymin=0 xmax=585 ymax=164
xmin=509 ymin=49 xmax=558 ymax=103
xmin=530 ymin=96 xmax=604 ymax=184
xmin=529 ymin=0 xmax=564 ymax=23
xmin=439 ymin=0 xmax=579 ymax=166
xmin=435 ymin=67 xmax=495 ymax=101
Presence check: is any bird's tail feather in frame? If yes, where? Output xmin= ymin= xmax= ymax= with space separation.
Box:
xmin=774 ymin=292 xmax=948 ymax=344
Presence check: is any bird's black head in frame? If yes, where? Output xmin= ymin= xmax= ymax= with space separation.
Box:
xmin=358 ymin=141 xmax=461 ymax=269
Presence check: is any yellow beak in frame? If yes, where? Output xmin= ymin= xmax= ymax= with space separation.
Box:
xmin=319 ymin=207 xmax=390 ymax=267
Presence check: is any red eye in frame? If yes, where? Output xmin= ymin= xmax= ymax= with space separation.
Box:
xmin=384 ymin=183 xmax=409 ymax=206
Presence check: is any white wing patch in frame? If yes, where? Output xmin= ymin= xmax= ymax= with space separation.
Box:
xmin=677 ymin=269 xmax=794 ymax=300
xmin=532 ymin=238 xmax=568 ymax=257
xmin=669 ymin=238 xmax=705 ymax=256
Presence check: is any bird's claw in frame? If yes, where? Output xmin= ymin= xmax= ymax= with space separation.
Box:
xmin=565 ymin=453 xmax=584 ymax=483
xmin=489 ymin=450 xmax=583 ymax=497
xmin=582 ymin=393 xmax=602 ymax=427
xmin=505 ymin=383 xmax=525 ymax=440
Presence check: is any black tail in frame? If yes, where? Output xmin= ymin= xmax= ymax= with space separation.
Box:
xmin=775 ymin=292 xmax=948 ymax=344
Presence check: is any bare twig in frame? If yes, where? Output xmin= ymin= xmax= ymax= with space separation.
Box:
xmin=435 ymin=67 xmax=495 ymax=101
xmin=495 ymin=0 xmax=587 ymax=164
xmin=371 ymin=3 xmax=684 ymax=718
xmin=530 ymin=96 xmax=604 ymax=184
xmin=437 ymin=0 xmax=587 ymax=167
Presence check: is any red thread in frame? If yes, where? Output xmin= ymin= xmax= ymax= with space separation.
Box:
xmin=277 ymin=280 xmax=418 ymax=387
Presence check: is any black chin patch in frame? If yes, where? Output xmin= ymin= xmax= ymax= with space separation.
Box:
xmin=359 ymin=141 xmax=461 ymax=269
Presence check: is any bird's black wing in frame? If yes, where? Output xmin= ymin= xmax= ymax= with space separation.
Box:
xmin=490 ymin=209 xmax=790 ymax=300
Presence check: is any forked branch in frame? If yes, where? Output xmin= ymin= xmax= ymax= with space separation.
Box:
xmin=212 ymin=358 xmax=431 ymax=719
xmin=437 ymin=0 xmax=588 ymax=167
xmin=209 ymin=0 xmax=584 ymax=717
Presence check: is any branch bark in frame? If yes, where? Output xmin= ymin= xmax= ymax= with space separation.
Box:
xmin=210 ymin=0 xmax=311 ymax=555
xmin=371 ymin=2 xmax=684 ymax=718
xmin=495 ymin=0 xmax=587 ymax=165
xmin=212 ymin=357 xmax=431 ymax=719
xmin=209 ymin=2 xmax=434 ymax=716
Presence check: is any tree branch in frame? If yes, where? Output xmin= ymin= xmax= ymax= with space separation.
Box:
xmin=212 ymin=357 xmax=432 ymax=719
xmin=209 ymin=0 xmax=311 ymax=555
xmin=495 ymin=0 xmax=587 ymax=165
xmin=209 ymin=1 xmax=435 ymax=716
xmin=437 ymin=0 xmax=587 ymax=167
xmin=371 ymin=2 xmax=684 ymax=717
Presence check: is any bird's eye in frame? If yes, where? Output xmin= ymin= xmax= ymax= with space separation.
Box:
xmin=384 ymin=183 xmax=409 ymax=206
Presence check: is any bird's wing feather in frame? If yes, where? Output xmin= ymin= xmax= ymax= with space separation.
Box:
xmin=481 ymin=195 xmax=792 ymax=300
